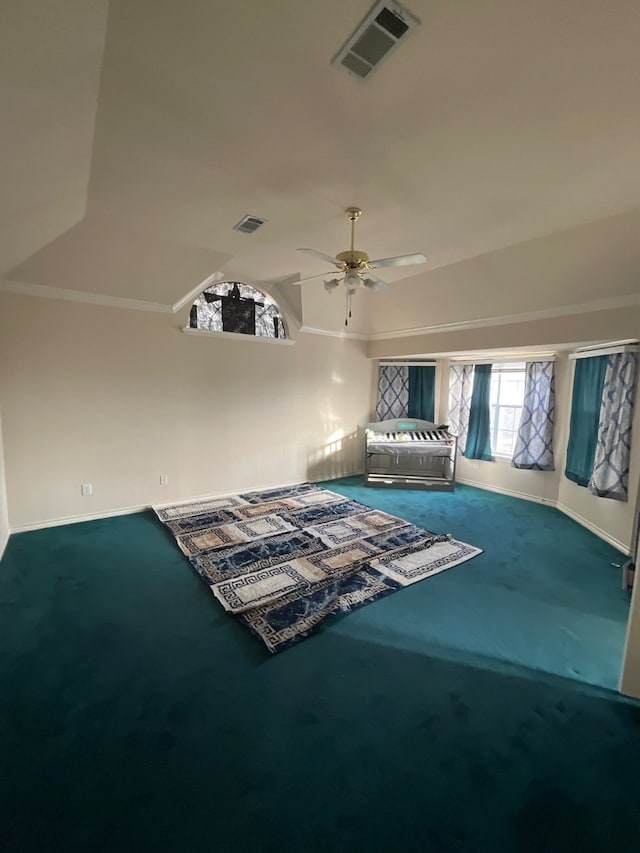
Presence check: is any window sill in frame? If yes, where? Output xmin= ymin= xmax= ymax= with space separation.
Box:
xmin=462 ymin=454 xmax=512 ymax=464
xmin=492 ymin=454 xmax=552 ymax=470
xmin=182 ymin=327 xmax=295 ymax=346
xmin=492 ymin=453 xmax=513 ymax=464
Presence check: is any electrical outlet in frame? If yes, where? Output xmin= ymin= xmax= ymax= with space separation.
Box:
xmin=472 ymin=461 xmax=479 ymax=470
xmin=81 ymin=483 xmax=93 ymax=496
xmin=160 ymin=474 xmax=168 ymax=485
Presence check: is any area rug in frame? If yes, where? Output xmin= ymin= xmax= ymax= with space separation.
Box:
xmin=154 ymin=483 xmax=482 ymax=653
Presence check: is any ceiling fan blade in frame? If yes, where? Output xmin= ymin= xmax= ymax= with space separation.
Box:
xmin=361 ymin=274 xmax=390 ymax=293
xmin=369 ymin=253 xmax=427 ymax=268
xmin=297 ymin=248 xmax=343 ymax=267
xmin=293 ymin=271 xmax=343 ymax=285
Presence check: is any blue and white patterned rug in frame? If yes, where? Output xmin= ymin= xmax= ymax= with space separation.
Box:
xmin=154 ymin=483 xmax=482 ymax=653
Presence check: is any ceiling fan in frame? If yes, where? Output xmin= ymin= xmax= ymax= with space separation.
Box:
xmin=295 ymin=208 xmax=427 ymax=325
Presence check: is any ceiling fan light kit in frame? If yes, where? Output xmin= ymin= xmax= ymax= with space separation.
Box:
xmin=296 ymin=207 xmax=427 ymax=326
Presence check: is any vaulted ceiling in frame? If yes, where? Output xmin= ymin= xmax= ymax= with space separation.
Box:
xmin=2 ymin=0 xmax=639 ymax=334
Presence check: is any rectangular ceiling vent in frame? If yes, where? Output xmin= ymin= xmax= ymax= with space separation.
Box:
xmin=233 ymin=215 xmax=267 ymax=234
xmin=332 ymin=0 xmax=420 ymax=81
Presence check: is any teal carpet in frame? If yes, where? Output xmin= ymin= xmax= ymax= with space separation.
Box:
xmin=318 ymin=478 xmax=630 ymax=691
xmin=0 ymin=479 xmax=638 ymax=852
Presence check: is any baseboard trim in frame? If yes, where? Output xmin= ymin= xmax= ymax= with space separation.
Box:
xmin=8 ymin=475 xmax=630 ymax=557
xmin=309 ymin=468 xmax=364 ymax=484
xmin=0 ymin=528 xmax=9 ymax=561
xmin=457 ymin=478 xmax=630 ymax=553
xmin=456 ymin=477 xmax=556 ymax=507
xmin=10 ymin=503 xmax=150 ymax=533
xmin=152 ymin=479 xmax=305 ymax=511
xmin=556 ymin=502 xmax=629 ymax=554
xmin=9 ymin=478 xmax=326 ymax=533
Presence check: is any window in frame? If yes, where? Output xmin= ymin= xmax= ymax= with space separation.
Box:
xmin=489 ymin=364 xmax=526 ymax=457
xmin=188 ymin=281 xmax=287 ymax=339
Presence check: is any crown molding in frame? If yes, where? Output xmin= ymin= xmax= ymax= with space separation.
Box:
xmin=367 ymin=293 xmax=640 ymax=341
xmin=0 ymin=277 xmax=362 ymax=339
xmin=3 ymin=279 xmax=638 ymax=344
xmin=0 ymin=279 xmax=171 ymax=314
xmin=299 ymin=325 xmax=368 ymax=341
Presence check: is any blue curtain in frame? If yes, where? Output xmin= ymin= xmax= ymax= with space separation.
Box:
xmin=565 ymin=355 xmax=607 ymax=486
xmin=408 ymin=366 xmax=435 ymax=422
xmin=464 ymin=364 xmax=493 ymax=461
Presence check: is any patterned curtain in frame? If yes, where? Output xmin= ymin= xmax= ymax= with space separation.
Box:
xmin=511 ymin=361 xmax=555 ymax=471
xmin=376 ymin=365 xmax=409 ymax=421
xmin=588 ymin=352 xmax=637 ymax=502
xmin=448 ymin=364 xmax=474 ymax=455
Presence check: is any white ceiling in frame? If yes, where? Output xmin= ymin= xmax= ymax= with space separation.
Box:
xmin=0 ymin=0 xmax=108 ymax=273
xmin=2 ymin=0 xmax=639 ymax=332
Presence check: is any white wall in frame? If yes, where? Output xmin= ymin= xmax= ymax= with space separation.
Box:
xmin=0 ymin=293 xmax=372 ymax=529
xmin=620 ymin=525 xmax=640 ymax=698
xmin=0 ymin=408 xmax=9 ymax=558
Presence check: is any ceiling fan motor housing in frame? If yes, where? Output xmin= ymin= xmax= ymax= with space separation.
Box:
xmin=336 ymin=250 xmax=370 ymax=271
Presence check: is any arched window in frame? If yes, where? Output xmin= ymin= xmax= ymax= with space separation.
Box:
xmin=188 ymin=281 xmax=288 ymax=340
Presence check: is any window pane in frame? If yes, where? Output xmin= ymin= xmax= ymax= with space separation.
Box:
xmin=499 ymin=376 xmax=525 ymax=405
xmin=490 ymin=375 xmax=500 ymax=405
xmin=488 ymin=367 xmax=526 ymax=455
xmin=189 ymin=281 xmax=287 ymax=339
xmin=498 ymin=406 xmax=519 ymax=431
xmin=496 ymin=430 xmax=517 ymax=456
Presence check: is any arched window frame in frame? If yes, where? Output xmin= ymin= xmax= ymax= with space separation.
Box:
xmin=182 ymin=280 xmax=293 ymax=345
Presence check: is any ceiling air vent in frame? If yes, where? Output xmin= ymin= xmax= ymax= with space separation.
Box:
xmin=332 ymin=0 xmax=420 ymax=81
xmin=233 ymin=215 xmax=267 ymax=234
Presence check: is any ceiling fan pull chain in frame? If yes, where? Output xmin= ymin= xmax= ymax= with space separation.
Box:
xmin=345 ymin=290 xmax=353 ymax=326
